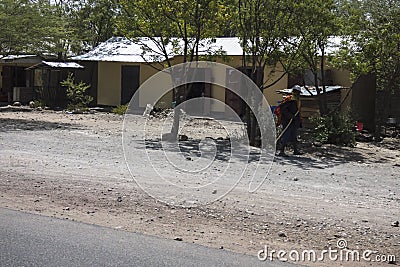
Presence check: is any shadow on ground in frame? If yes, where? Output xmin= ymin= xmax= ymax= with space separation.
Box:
xmin=144 ymin=138 xmax=264 ymax=163
xmin=0 ymin=118 xmax=82 ymax=132
xmin=144 ymin=137 xmax=399 ymax=171
xmin=274 ymin=141 xmax=398 ymax=170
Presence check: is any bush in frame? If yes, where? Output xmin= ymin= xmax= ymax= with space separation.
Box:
xmin=61 ymin=73 xmax=93 ymax=111
xmin=33 ymin=100 xmax=44 ymax=108
xmin=311 ymin=111 xmax=356 ymax=146
xmin=33 ymin=87 xmax=49 ymax=108
xmin=112 ymin=104 xmax=128 ymax=115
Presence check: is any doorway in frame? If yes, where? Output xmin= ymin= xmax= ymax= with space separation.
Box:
xmin=121 ymin=65 xmax=140 ymax=105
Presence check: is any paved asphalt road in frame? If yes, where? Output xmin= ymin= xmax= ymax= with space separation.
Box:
xmin=0 ymin=208 xmax=299 ymax=267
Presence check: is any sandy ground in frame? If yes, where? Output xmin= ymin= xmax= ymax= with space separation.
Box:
xmin=0 ymin=108 xmax=399 ymax=266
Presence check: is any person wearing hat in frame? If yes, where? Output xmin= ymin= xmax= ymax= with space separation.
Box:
xmin=277 ymin=85 xmax=302 ymax=156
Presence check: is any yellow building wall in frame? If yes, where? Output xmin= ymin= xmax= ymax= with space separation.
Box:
xmin=330 ymin=69 xmax=352 ymax=87
xmin=137 ymin=57 xmax=233 ymax=112
xmin=211 ymin=56 xmax=288 ymax=112
xmin=263 ymin=65 xmax=288 ymax=107
xmin=136 ymin=55 xmax=290 ymax=112
xmin=97 ymin=61 xmax=165 ymax=107
xmin=97 ymin=62 xmax=121 ymax=106
xmin=215 ymin=56 xmax=289 ymax=108
xmin=210 ymin=59 xmax=234 ymax=112
xmin=93 ymin=56 xmax=353 ymax=116
xmin=330 ymin=69 xmax=353 ymax=112
xmin=138 ymin=63 xmax=168 ymax=108
xmin=210 ymin=85 xmax=226 ymax=112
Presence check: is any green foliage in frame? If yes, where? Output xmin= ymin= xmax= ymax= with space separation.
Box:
xmin=61 ymin=73 xmax=93 ymax=111
xmin=0 ymin=0 xmax=118 ymax=58
xmin=67 ymin=0 xmax=118 ymax=54
xmin=0 ymin=0 xmax=55 ymax=56
xmin=290 ymin=0 xmax=340 ymax=68
xmin=237 ymin=0 xmax=295 ymax=88
xmin=33 ymin=86 xmax=46 ymax=107
xmin=33 ymin=100 xmax=44 ymax=108
xmin=333 ymin=0 xmax=400 ymax=94
xmin=330 ymin=0 xmax=400 ymax=126
xmin=311 ymin=111 xmax=356 ymax=146
xmin=112 ymin=104 xmax=128 ymax=115
xmin=289 ymin=0 xmax=341 ymax=115
xmin=118 ymin=0 xmax=230 ymax=67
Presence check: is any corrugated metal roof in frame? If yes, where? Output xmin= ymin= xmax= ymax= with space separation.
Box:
xmin=71 ymin=36 xmax=343 ymax=63
xmin=71 ymin=37 xmax=244 ymax=62
xmin=0 ymin=55 xmax=38 ymax=60
xmin=26 ymin=61 xmax=84 ymax=70
xmin=278 ymin=85 xmax=344 ymax=97
xmin=41 ymin=61 xmax=84 ymax=68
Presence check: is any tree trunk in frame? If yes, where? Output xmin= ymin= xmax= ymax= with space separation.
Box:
xmin=170 ymin=107 xmax=180 ymax=141
xmin=375 ymin=85 xmax=390 ymax=141
xmin=248 ymin=67 xmax=263 ymax=147
xmin=169 ymin=84 xmax=186 ymax=141
xmin=319 ymin=53 xmax=328 ymax=116
xmin=315 ymin=73 xmax=328 ymax=116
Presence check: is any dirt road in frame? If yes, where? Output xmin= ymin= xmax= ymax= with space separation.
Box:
xmin=1 ymin=109 xmax=399 ymax=266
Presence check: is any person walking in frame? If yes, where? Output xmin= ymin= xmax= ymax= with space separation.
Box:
xmin=277 ymin=85 xmax=302 ymax=157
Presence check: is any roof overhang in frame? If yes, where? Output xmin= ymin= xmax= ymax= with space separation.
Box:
xmin=0 ymin=55 xmax=45 ymax=66
xmin=277 ymin=85 xmax=346 ymax=97
xmin=26 ymin=61 xmax=84 ymax=70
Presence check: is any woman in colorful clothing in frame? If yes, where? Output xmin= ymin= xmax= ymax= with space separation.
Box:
xmin=277 ymin=85 xmax=302 ymax=157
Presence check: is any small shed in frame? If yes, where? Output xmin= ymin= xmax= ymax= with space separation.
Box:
xmin=0 ymin=55 xmax=50 ymax=103
xmin=26 ymin=61 xmax=84 ymax=108
xmin=277 ymin=85 xmax=350 ymax=123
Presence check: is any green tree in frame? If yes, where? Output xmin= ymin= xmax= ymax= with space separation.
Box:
xmin=236 ymin=0 xmax=299 ymax=144
xmin=0 ymin=0 xmax=29 ymax=55
xmin=118 ymin=0 xmax=228 ymax=68
xmin=238 ymin=0 xmax=295 ymax=88
xmin=38 ymin=1 xmax=75 ymax=59
xmin=0 ymin=0 xmax=63 ymax=57
xmin=118 ymin=0 xmax=230 ymax=140
xmin=61 ymin=73 xmax=93 ymax=111
xmin=334 ymin=0 xmax=400 ymax=133
xmin=67 ymin=0 xmax=118 ymax=54
xmin=0 ymin=0 xmax=118 ymax=58
xmin=289 ymin=0 xmax=341 ymax=116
